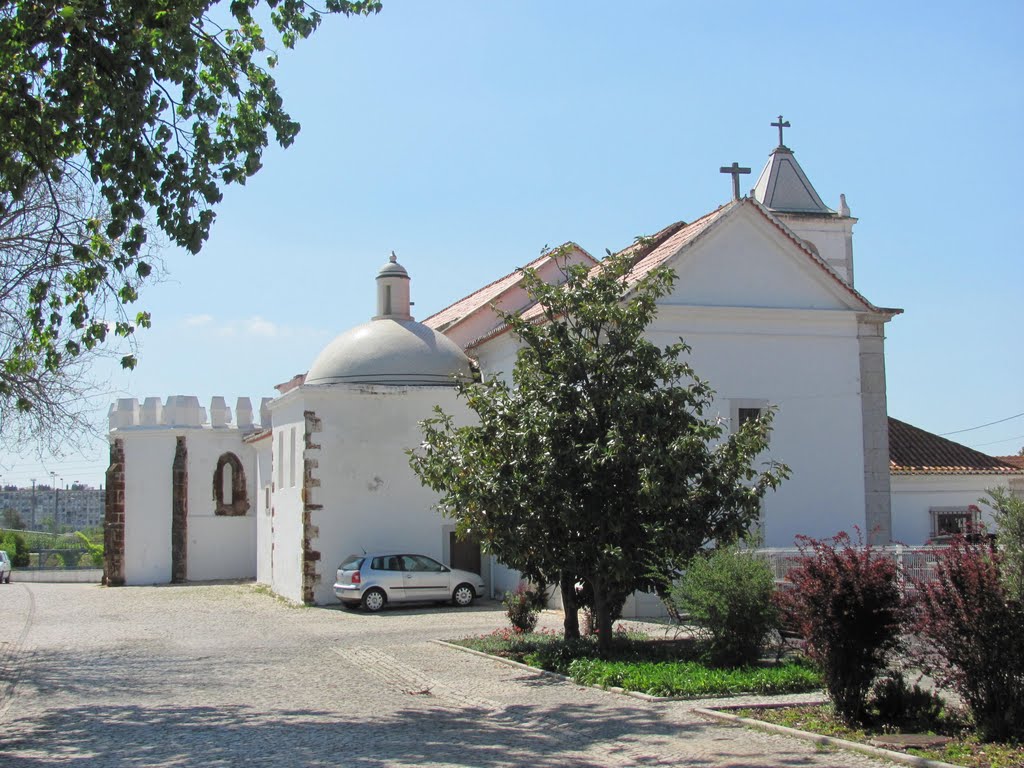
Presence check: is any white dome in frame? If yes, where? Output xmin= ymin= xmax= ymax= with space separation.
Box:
xmin=305 ymin=319 xmax=473 ymax=387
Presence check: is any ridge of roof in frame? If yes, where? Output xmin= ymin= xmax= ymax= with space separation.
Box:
xmin=744 ymin=197 xmax=901 ymax=317
xmin=421 ymin=242 xmax=597 ymax=332
xmin=466 ymin=197 xmax=903 ymax=350
xmin=889 ymin=417 xmax=1024 ymax=475
xmin=465 ymin=208 xmax=734 ymax=349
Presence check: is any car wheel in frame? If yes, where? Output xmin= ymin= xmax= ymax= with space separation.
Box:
xmin=452 ymin=583 xmax=475 ymax=607
xmin=362 ymin=588 xmax=386 ymax=612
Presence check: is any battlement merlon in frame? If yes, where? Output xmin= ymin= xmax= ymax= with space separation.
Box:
xmin=108 ymin=396 xmax=274 ymax=431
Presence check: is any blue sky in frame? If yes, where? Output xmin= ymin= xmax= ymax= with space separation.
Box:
xmin=3 ymin=1 xmax=1022 ymax=488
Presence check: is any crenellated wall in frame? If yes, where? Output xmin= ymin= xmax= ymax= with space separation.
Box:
xmin=108 ymin=393 xmax=267 ymax=586
xmin=108 ymin=395 xmax=273 ymax=431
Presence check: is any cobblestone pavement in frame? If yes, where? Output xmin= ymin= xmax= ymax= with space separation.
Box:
xmin=0 ymin=583 xmax=895 ymax=767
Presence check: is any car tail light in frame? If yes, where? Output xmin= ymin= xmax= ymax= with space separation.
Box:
xmin=351 ymin=571 xmax=361 ymax=585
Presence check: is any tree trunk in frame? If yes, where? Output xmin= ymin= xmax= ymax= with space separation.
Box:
xmin=591 ymin=577 xmax=614 ymax=657
xmin=560 ymin=571 xmax=580 ymax=640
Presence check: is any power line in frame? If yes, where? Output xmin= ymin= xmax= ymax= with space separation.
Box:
xmin=971 ymin=433 xmax=1024 ymax=449
xmin=940 ymin=411 xmax=1024 ymax=436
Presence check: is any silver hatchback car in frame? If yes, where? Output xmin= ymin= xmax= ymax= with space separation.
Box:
xmin=334 ymin=553 xmax=485 ymax=612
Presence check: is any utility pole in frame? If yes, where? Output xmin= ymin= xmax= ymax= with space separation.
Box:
xmin=30 ymin=478 xmax=36 ymax=530
xmin=50 ymin=472 xmax=57 ymax=531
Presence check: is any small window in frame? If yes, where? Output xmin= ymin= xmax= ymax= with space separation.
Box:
xmin=289 ymin=426 xmax=297 ymax=488
xmin=738 ymin=408 xmax=762 ymax=426
xmin=277 ymin=431 xmax=284 ymax=489
xmin=213 ymin=452 xmax=249 ymax=516
xmin=340 ymin=555 xmax=364 ymax=571
xmin=930 ymin=506 xmax=979 ymax=538
xmin=730 ymin=399 xmax=770 ymax=436
xmin=402 ymin=554 xmax=444 ymax=572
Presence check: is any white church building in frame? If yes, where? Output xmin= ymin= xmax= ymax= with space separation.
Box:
xmin=103 ymin=122 xmax=1023 ymax=605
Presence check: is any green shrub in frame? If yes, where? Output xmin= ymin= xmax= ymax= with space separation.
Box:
xmin=503 ymin=584 xmax=542 ymax=633
xmin=670 ymin=541 xmax=778 ymax=666
xmin=777 ymin=531 xmax=906 ymax=725
xmin=524 ymin=638 xmax=597 ymax=674
xmin=0 ymin=529 xmax=29 ymax=567
xmin=566 ymin=658 xmax=820 ymax=698
xmin=75 ymin=531 xmax=104 ymax=567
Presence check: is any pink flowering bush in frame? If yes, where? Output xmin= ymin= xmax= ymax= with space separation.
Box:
xmin=913 ymin=537 xmax=1024 ymax=741
xmin=776 ymin=531 xmax=906 ymax=724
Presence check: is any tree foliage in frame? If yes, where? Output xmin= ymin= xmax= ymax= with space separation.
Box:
xmin=0 ymin=0 xmax=380 ymax=424
xmin=984 ymin=486 xmax=1024 ymax=601
xmin=409 ymin=246 xmax=788 ymax=655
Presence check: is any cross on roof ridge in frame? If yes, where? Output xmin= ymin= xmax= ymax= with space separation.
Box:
xmin=719 ymin=162 xmax=751 ymax=200
xmin=771 ymin=115 xmax=791 ymax=148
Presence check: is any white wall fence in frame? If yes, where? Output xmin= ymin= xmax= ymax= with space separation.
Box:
xmin=758 ymin=546 xmax=945 ymax=594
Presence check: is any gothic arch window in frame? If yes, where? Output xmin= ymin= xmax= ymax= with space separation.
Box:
xmin=213 ymin=452 xmax=250 ymax=516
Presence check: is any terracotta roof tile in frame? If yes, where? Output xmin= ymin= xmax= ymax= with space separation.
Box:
xmin=889 ymin=417 xmax=1024 ymax=475
xmin=995 ymin=455 xmax=1024 ymax=470
xmin=422 ymin=244 xmax=597 ymax=333
xmin=464 ymin=198 xmax=903 ymax=350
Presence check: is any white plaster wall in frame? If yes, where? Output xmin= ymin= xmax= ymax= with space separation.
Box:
xmin=667 ymin=212 xmax=851 ymax=311
xmin=775 ymin=214 xmax=855 ymax=285
xmin=649 ymin=305 xmax=866 ymax=545
xmin=118 ymin=431 xmax=176 ymax=585
xmin=473 ymin=331 xmax=521 ymax=385
xmin=184 ymin=429 xmax=257 ymax=581
xmin=254 ymin=436 xmax=274 ymax=586
xmin=266 ymin=394 xmax=307 ymax=603
xmin=300 ymin=385 xmax=473 ymax=605
xmin=891 ymin=474 xmax=1011 ymax=545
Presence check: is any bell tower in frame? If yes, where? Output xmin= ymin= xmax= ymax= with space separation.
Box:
xmin=752 ymin=116 xmax=857 ymax=285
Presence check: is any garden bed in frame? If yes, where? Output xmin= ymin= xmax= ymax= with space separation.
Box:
xmin=730 ymin=703 xmax=1024 ymax=768
xmin=450 ymin=628 xmax=821 ymax=699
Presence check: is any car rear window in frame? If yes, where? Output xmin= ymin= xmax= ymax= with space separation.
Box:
xmin=338 ymin=555 xmax=363 ymax=571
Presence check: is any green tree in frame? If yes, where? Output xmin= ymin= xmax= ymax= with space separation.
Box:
xmin=985 ymin=486 xmax=1024 ymax=601
xmin=0 ymin=0 xmax=381 ymax=424
xmin=409 ymin=246 xmax=788 ymax=655
xmin=2 ymin=507 xmax=26 ymax=529
xmin=0 ymin=528 xmax=30 ymax=566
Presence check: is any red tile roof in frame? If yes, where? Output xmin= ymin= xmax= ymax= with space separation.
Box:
xmin=468 ymin=198 xmax=901 ymax=349
xmin=889 ymin=417 xmax=1024 ymax=475
xmin=422 ymin=244 xmax=597 ymax=333
xmin=996 ymin=455 xmax=1024 ymax=470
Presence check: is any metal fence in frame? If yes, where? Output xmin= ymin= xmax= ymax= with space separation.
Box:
xmin=757 ymin=546 xmax=944 ymax=594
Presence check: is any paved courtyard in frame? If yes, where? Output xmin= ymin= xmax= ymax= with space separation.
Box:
xmin=0 ymin=582 xmax=895 ymax=767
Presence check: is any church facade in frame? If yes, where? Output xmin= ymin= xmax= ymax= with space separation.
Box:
xmin=104 ymin=124 xmax=1021 ymax=607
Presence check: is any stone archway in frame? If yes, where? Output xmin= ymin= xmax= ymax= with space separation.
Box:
xmin=213 ymin=452 xmax=250 ymax=516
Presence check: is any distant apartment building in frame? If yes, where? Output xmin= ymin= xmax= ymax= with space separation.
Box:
xmin=0 ymin=485 xmax=105 ymax=531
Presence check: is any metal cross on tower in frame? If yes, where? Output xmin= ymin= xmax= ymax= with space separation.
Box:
xmin=719 ymin=162 xmax=751 ymax=200
xmin=772 ymin=115 xmax=791 ymax=147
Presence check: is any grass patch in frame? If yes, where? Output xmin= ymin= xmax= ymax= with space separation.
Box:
xmin=569 ymin=658 xmax=820 ymax=698
xmin=453 ymin=629 xmax=821 ymax=698
xmin=736 ymin=704 xmax=1024 ymax=768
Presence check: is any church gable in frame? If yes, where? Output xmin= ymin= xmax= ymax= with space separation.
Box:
xmin=655 ymin=202 xmax=870 ymax=313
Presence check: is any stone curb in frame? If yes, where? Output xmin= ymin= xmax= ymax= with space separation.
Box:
xmin=693 ymin=707 xmax=964 ymax=768
xmin=433 ymin=640 xmax=823 ymax=705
